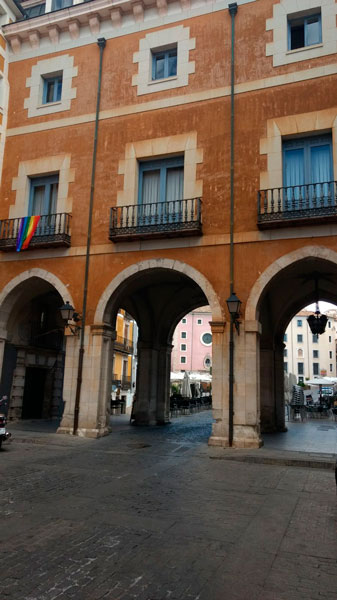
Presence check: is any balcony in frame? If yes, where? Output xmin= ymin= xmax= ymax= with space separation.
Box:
xmin=0 ymin=213 xmax=71 ymax=251
xmin=109 ymin=198 xmax=202 ymax=242
xmin=121 ymin=376 xmax=132 ymax=390
xmin=114 ymin=336 xmax=134 ymax=354
xmin=257 ymin=182 xmax=337 ymax=229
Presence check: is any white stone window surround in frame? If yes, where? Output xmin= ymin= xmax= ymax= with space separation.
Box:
xmin=259 ymin=108 xmax=337 ymax=191
xmin=132 ymin=25 xmax=195 ymax=96
xmin=24 ymin=54 xmax=78 ymax=118
xmin=266 ymin=0 xmax=337 ymax=67
xmin=117 ymin=132 xmax=203 ymax=208
xmin=10 ymin=154 xmax=75 ymax=218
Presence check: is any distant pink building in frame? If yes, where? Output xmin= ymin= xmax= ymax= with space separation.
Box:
xmin=171 ymin=307 xmax=212 ymax=372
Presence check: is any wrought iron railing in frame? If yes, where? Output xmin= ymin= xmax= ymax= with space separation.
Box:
xmin=0 ymin=213 xmax=72 ymax=250
xmin=257 ymin=181 xmax=337 ymax=228
xmin=109 ymin=198 xmax=202 ymax=241
xmin=114 ymin=335 xmax=134 ymax=354
xmin=121 ymin=375 xmax=132 ymax=390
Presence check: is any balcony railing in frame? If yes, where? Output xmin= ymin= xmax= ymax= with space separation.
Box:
xmin=114 ymin=336 xmax=134 ymax=354
xmin=0 ymin=213 xmax=71 ymax=251
xmin=121 ymin=376 xmax=132 ymax=390
xmin=257 ymin=181 xmax=337 ymax=229
xmin=109 ymin=198 xmax=202 ymax=242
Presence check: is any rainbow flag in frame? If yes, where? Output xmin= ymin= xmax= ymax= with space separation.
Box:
xmin=16 ymin=216 xmax=40 ymax=252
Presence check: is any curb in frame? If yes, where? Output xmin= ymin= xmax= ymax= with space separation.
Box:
xmin=211 ymin=454 xmax=336 ymax=470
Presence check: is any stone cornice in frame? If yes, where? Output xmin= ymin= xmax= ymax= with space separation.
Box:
xmin=3 ymin=0 xmax=195 ymax=54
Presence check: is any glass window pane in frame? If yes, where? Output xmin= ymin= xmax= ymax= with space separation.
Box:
xmin=31 ymin=185 xmax=45 ymax=215
xmin=290 ymin=23 xmax=304 ymax=49
xmin=154 ymin=56 xmax=165 ymax=80
xmin=46 ymin=80 xmax=55 ymax=103
xmin=306 ymin=17 xmax=320 ymax=46
xmin=168 ymin=52 xmax=177 ymax=77
xmin=48 ymin=182 xmax=58 ymax=214
xmin=166 ymin=167 xmax=184 ymax=202
xmin=56 ymin=79 xmax=62 ymax=101
xmin=142 ymin=170 xmax=160 ymax=204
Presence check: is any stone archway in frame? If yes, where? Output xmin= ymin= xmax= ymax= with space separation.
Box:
xmin=67 ymin=259 xmax=227 ymax=442
xmin=245 ymin=246 xmax=337 ymax=434
xmin=0 ymin=269 xmax=73 ymax=422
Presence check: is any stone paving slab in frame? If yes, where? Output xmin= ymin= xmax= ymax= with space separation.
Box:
xmin=1 ymin=412 xmax=336 ymax=600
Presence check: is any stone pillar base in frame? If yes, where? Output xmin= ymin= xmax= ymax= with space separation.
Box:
xmin=233 ymin=425 xmax=263 ymax=448
xmin=57 ymin=425 xmax=111 ymax=438
xmin=208 ymin=435 xmax=229 ymax=447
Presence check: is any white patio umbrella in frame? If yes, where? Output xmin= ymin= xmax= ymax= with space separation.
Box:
xmin=181 ymin=371 xmax=192 ymax=398
xmin=306 ymin=377 xmax=335 ymax=386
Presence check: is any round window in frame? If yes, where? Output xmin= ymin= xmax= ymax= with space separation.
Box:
xmin=201 ymin=332 xmax=212 ymax=346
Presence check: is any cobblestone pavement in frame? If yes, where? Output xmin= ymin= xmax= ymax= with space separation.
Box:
xmin=1 ymin=412 xmax=336 ymax=600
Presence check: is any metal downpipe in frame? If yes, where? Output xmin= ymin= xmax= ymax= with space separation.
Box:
xmin=73 ymin=37 xmax=106 ymax=435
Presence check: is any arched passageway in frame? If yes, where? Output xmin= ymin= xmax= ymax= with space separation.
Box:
xmin=254 ymin=253 xmax=337 ymax=433
xmin=103 ymin=266 xmax=214 ymax=426
xmin=0 ymin=272 xmax=70 ymax=421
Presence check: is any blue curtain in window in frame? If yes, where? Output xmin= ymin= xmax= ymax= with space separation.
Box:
xmin=283 ymin=148 xmax=304 ymax=208
xmin=311 ymin=144 xmax=331 ymax=205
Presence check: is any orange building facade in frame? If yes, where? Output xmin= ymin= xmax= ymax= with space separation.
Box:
xmin=0 ymin=0 xmax=337 ymax=447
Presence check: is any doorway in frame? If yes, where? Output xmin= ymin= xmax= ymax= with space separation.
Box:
xmin=22 ymin=367 xmax=47 ymax=419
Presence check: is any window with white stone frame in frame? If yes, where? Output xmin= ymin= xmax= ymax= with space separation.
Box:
xmin=266 ymin=0 xmax=337 ymax=67
xmin=24 ymin=54 xmax=78 ymax=118
xmin=132 ymin=25 xmax=195 ymax=96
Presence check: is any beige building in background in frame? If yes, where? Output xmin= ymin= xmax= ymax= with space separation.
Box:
xmin=284 ymin=310 xmax=337 ymax=382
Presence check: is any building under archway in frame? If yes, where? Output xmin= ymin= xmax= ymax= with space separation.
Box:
xmin=256 ymin=256 xmax=337 ymax=434
xmin=0 ymin=274 xmax=68 ymax=421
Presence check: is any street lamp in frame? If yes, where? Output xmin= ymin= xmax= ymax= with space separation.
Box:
xmin=307 ymin=302 xmax=328 ymax=336
xmin=59 ymin=301 xmax=81 ymax=334
xmin=226 ymin=292 xmax=242 ymax=334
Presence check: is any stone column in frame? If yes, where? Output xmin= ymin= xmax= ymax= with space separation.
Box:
xmin=8 ymin=348 xmax=26 ymax=420
xmin=260 ymin=345 xmax=276 ymax=432
xmin=156 ymin=344 xmax=172 ymax=424
xmin=58 ymin=324 xmax=114 ymax=438
xmin=133 ymin=342 xmax=159 ymax=425
xmin=232 ymin=320 xmax=263 ymax=448
xmin=208 ymin=320 xmax=228 ymax=446
xmin=274 ymin=339 xmax=286 ymax=432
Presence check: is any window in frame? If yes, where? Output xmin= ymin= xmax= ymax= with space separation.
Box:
xmin=197 ymin=319 xmax=202 ymax=325
xmin=313 ymin=334 xmax=319 ymax=343
xmin=298 ymin=348 xmax=303 ymax=358
xmin=297 ymin=319 xmax=302 ymax=327
xmin=297 ymin=362 xmax=304 ymax=375
xmin=297 ymin=334 xmax=303 ymax=343
xmin=181 ymin=344 xmax=186 ymax=351
xmin=138 ymin=157 xmax=184 ymax=217
xmin=181 ymin=356 xmax=186 ymax=364
xmin=152 ymin=47 xmax=177 ymax=81
xmin=29 ymin=175 xmax=58 ymax=216
xmin=25 ymin=3 xmax=45 ymax=17
xmin=284 ymin=333 xmax=287 ymax=342
xmin=204 ymin=357 xmax=212 ymax=369
xmin=330 ymin=364 xmax=333 ymax=372
xmin=288 ymin=12 xmax=321 ymax=51
xmin=284 ymin=349 xmax=288 ymax=357
xmin=283 ymin=134 xmax=333 ymax=209
xmin=201 ymin=333 xmax=212 ymax=346
xmin=51 ymin=0 xmax=73 ymax=10
xmin=42 ymin=75 xmax=62 ymax=104
xmin=328 ymin=321 xmax=331 ymax=328
xmin=181 ymin=331 xmax=187 ymax=339
xmin=182 ymin=318 xmax=186 ymax=324
xmin=313 ymin=350 xmax=319 ymax=358
xmin=298 ymin=376 xmax=304 ymax=384
xmin=329 ymin=351 xmax=332 ymax=359
xmin=284 ymin=362 xmax=288 ymax=373
xmin=313 ymin=363 xmax=319 ymax=375
xmin=329 ymin=336 xmax=332 ymax=343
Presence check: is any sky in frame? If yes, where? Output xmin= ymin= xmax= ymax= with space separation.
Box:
xmin=305 ymin=301 xmax=337 ymax=312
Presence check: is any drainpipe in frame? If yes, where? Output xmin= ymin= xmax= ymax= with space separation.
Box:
xmin=73 ymin=37 xmax=106 ymax=435
xmin=228 ymin=3 xmax=237 ymax=447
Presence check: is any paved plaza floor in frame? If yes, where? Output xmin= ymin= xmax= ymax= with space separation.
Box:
xmin=1 ymin=411 xmax=336 ymax=600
